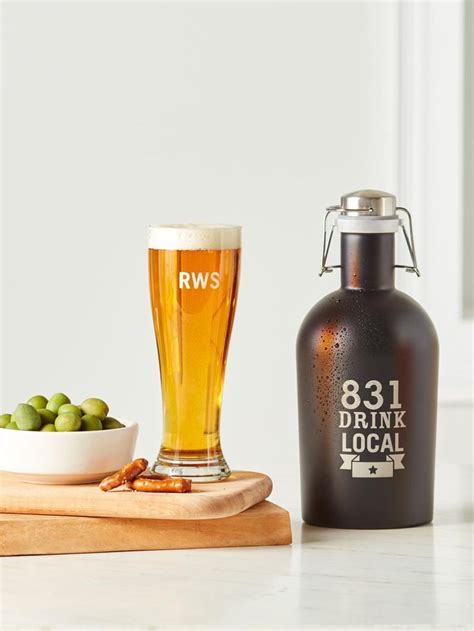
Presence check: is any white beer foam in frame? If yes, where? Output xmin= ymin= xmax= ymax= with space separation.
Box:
xmin=149 ymin=224 xmax=241 ymax=250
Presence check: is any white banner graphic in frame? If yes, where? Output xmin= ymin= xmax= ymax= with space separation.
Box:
xmin=340 ymin=453 xmax=405 ymax=478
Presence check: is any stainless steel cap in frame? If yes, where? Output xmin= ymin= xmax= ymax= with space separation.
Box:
xmin=321 ymin=189 xmax=420 ymax=277
xmin=340 ymin=189 xmax=397 ymax=217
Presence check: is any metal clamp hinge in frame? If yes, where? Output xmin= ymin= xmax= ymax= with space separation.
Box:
xmin=319 ymin=205 xmax=421 ymax=277
xmin=394 ymin=207 xmax=420 ymax=276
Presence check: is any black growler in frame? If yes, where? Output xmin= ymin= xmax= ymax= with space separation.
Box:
xmin=297 ymin=190 xmax=438 ymax=528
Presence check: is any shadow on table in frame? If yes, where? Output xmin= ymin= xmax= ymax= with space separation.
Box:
xmin=435 ymin=503 xmax=473 ymax=525
xmin=298 ymin=519 xmax=436 ymax=543
xmin=297 ymin=502 xmax=473 ymax=543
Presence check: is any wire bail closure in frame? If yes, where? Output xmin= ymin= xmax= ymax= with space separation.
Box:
xmin=319 ymin=204 xmax=421 ymax=277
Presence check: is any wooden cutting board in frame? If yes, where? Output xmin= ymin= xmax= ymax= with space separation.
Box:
xmin=0 ymin=470 xmax=272 ymax=521
xmin=0 ymin=500 xmax=292 ymax=556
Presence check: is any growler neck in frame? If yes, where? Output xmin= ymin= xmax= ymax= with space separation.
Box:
xmin=340 ymin=233 xmax=395 ymax=290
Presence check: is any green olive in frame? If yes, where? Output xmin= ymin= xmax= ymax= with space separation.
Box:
xmin=27 ymin=395 xmax=48 ymax=410
xmin=6 ymin=421 xmax=18 ymax=430
xmin=80 ymin=398 xmax=109 ymax=421
xmin=40 ymin=423 xmax=56 ymax=432
xmin=58 ymin=403 xmax=82 ymax=417
xmin=0 ymin=413 xmax=12 ymax=428
xmin=55 ymin=412 xmax=81 ymax=432
xmin=102 ymin=417 xmax=125 ymax=430
xmin=12 ymin=403 xmax=41 ymax=431
xmin=38 ymin=409 xmax=57 ymax=425
xmin=80 ymin=414 xmax=103 ymax=431
xmin=46 ymin=393 xmax=71 ymax=414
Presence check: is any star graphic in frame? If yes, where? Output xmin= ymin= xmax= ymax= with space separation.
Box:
xmin=368 ymin=466 xmax=378 ymax=475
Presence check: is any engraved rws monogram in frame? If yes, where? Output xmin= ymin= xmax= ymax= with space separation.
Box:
xmin=179 ymin=271 xmax=220 ymax=289
xmin=339 ymin=379 xmax=406 ymax=478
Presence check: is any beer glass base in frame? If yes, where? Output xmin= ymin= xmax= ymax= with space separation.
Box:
xmin=152 ymin=455 xmax=231 ymax=483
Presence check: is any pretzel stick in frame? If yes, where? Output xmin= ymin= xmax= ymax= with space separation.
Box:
xmin=139 ymin=471 xmax=169 ymax=480
xmin=127 ymin=477 xmax=192 ymax=493
xmin=99 ymin=458 xmax=148 ymax=491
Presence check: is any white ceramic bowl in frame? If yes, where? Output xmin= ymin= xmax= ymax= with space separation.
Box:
xmin=0 ymin=421 xmax=139 ymax=484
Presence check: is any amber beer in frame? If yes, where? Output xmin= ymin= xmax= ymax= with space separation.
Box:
xmin=149 ymin=224 xmax=241 ymax=481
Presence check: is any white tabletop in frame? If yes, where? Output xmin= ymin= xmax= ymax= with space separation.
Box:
xmin=1 ymin=462 xmax=472 ymax=630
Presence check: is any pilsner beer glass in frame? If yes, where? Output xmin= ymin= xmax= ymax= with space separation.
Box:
xmin=148 ymin=224 xmax=241 ymax=481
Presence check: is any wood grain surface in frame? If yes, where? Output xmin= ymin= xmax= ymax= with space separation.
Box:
xmin=0 ymin=470 xmax=272 ymax=520
xmin=0 ymin=500 xmax=292 ymax=555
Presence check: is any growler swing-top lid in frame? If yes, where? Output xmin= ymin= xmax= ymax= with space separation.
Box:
xmin=340 ymin=189 xmax=397 ymax=216
xmin=320 ymin=188 xmax=420 ymax=277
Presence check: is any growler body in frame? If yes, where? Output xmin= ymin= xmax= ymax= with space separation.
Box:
xmin=297 ymin=192 xmax=438 ymax=529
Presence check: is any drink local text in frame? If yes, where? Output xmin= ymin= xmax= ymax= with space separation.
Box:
xmin=339 ymin=410 xmax=406 ymax=454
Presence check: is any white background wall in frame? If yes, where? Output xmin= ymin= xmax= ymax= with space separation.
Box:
xmin=1 ymin=2 xmax=471 ymax=486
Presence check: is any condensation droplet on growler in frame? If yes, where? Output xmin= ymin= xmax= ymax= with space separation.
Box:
xmin=297 ymin=190 xmax=439 ymax=528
